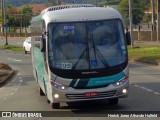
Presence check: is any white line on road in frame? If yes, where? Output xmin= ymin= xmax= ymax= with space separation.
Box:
xmin=7 ymin=58 xmax=22 ymax=62
xmin=133 ymin=84 xmax=160 ymax=96
xmin=154 ymin=92 xmax=160 ymax=95
xmin=145 ymin=88 xmax=153 ymax=92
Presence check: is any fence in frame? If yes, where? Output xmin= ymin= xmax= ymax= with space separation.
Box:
xmin=0 ymin=27 xmax=31 ymax=37
xmin=127 ymin=24 xmax=159 ymax=41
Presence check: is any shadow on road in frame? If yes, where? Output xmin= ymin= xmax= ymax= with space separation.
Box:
xmin=63 ymin=100 xmax=129 ymax=114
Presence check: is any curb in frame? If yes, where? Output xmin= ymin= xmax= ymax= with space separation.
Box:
xmin=0 ymin=70 xmax=15 ymax=86
xmin=129 ymin=59 xmax=159 ymax=66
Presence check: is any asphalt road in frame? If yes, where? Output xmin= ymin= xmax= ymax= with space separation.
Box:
xmin=0 ymin=49 xmax=160 ymax=119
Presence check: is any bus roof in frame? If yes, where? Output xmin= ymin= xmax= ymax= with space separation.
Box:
xmin=43 ymin=7 xmax=122 ymax=24
xmin=31 ymin=5 xmax=122 ymax=24
xmin=41 ymin=4 xmax=95 ymax=15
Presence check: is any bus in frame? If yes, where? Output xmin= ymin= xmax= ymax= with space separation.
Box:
xmin=30 ymin=4 xmax=130 ymax=109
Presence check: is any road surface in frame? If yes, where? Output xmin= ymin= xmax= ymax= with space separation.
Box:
xmin=0 ymin=49 xmax=160 ymax=118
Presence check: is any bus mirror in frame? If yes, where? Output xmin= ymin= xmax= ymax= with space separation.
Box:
xmin=40 ymin=37 xmax=46 ymax=52
xmin=125 ymin=32 xmax=131 ymax=45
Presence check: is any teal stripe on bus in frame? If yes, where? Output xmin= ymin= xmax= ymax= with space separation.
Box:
xmin=34 ymin=47 xmax=46 ymax=84
xmin=86 ymin=72 xmax=125 ymax=87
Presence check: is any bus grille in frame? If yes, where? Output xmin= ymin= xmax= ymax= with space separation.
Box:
xmin=66 ymin=90 xmax=117 ymax=100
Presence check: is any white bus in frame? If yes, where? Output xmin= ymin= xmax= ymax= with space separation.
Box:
xmin=30 ymin=4 xmax=130 ymax=109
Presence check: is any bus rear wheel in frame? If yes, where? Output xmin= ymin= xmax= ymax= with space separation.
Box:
xmin=52 ymin=103 xmax=60 ymax=109
xmin=24 ymin=48 xmax=27 ymax=54
xmin=108 ymin=98 xmax=118 ymax=105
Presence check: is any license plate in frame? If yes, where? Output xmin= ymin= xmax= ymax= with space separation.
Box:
xmin=84 ymin=92 xmax=98 ymax=97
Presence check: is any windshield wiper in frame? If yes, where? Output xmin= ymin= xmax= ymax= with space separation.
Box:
xmin=72 ymin=35 xmax=110 ymax=70
xmin=91 ymin=35 xmax=97 ymax=60
xmin=72 ymin=32 xmax=90 ymax=70
xmin=71 ymin=48 xmax=87 ymax=70
xmin=91 ymin=34 xmax=110 ymax=68
xmin=95 ymin=47 xmax=110 ymax=67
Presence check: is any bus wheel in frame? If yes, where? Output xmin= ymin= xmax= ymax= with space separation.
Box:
xmin=108 ymin=98 xmax=118 ymax=105
xmin=24 ymin=48 xmax=27 ymax=54
xmin=40 ymin=87 xmax=45 ymax=96
xmin=52 ymin=103 xmax=60 ymax=109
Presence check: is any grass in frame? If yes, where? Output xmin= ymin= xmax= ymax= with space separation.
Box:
xmin=0 ymin=44 xmax=23 ymax=52
xmin=128 ymin=46 xmax=160 ymax=65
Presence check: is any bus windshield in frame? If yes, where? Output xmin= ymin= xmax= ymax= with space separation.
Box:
xmin=48 ymin=19 xmax=127 ymax=78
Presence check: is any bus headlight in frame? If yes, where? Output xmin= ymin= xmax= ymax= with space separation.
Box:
xmin=50 ymin=80 xmax=68 ymax=90
xmin=113 ymin=75 xmax=128 ymax=87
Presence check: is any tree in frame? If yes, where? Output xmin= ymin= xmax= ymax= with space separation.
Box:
xmin=143 ymin=14 xmax=152 ymax=23
xmin=22 ymin=5 xmax=33 ymax=14
xmin=118 ymin=0 xmax=150 ymax=25
xmin=6 ymin=5 xmax=33 ymax=27
xmin=21 ymin=5 xmax=33 ymax=27
xmin=48 ymin=0 xmax=59 ymax=5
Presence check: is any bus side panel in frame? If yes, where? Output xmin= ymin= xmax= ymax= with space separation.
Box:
xmin=33 ymin=41 xmax=47 ymax=94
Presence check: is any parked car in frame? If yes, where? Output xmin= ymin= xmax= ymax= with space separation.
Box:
xmin=23 ymin=37 xmax=31 ymax=54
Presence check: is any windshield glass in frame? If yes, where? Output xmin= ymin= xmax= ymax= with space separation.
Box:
xmin=48 ymin=19 xmax=127 ymax=71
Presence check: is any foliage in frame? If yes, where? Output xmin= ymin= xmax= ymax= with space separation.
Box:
xmin=37 ymin=0 xmax=121 ymax=6
xmin=22 ymin=5 xmax=33 ymax=14
xmin=6 ymin=0 xmax=121 ymax=6
xmin=0 ymin=45 xmax=23 ymax=52
xmin=128 ymin=46 xmax=160 ymax=65
xmin=143 ymin=14 xmax=152 ymax=23
xmin=99 ymin=0 xmax=120 ymax=6
xmin=118 ymin=0 xmax=150 ymax=25
xmin=6 ymin=5 xmax=33 ymax=27
xmin=6 ymin=0 xmax=47 ymax=6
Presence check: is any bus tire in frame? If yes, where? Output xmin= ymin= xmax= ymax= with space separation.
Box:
xmin=52 ymin=103 xmax=60 ymax=109
xmin=40 ymin=87 xmax=45 ymax=96
xmin=108 ymin=98 xmax=118 ymax=105
xmin=25 ymin=50 xmax=27 ymax=54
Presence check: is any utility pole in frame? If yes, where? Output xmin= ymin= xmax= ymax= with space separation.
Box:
xmin=129 ymin=0 xmax=133 ymax=48
xmin=1 ymin=0 xmax=4 ymax=36
xmin=1 ymin=0 xmax=8 ymax=45
xmin=151 ymin=0 xmax=155 ymax=31
xmin=157 ymin=0 xmax=160 ymax=42
xmin=3 ymin=0 xmax=8 ymax=45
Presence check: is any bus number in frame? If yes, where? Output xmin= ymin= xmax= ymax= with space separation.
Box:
xmin=64 ymin=26 xmax=74 ymax=31
xmin=61 ymin=63 xmax=72 ymax=69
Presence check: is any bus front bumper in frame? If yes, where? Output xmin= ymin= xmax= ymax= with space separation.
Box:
xmin=51 ymin=80 xmax=129 ymax=103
